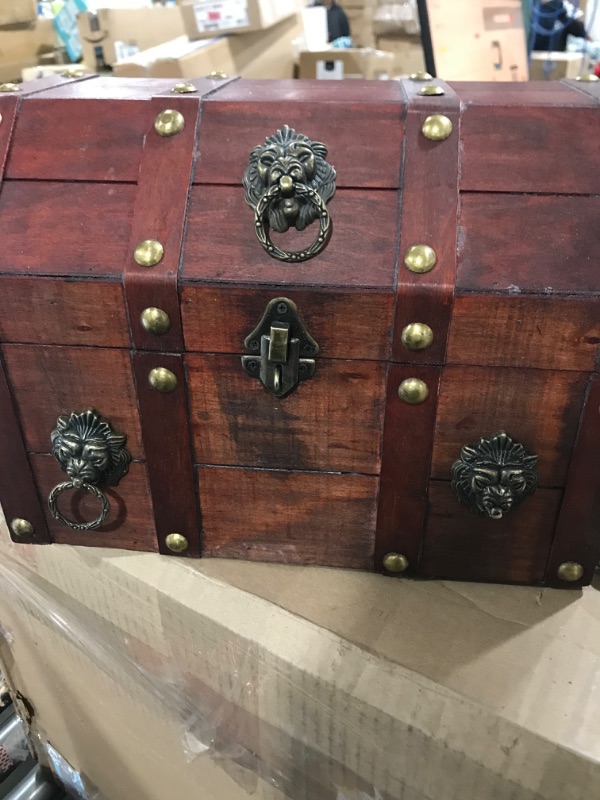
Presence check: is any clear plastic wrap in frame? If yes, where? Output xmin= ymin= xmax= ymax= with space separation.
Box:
xmin=373 ymin=0 xmax=420 ymax=37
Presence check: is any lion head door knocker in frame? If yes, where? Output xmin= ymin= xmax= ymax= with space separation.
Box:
xmin=451 ymin=431 xmax=538 ymax=520
xmin=48 ymin=409 xmax=131 ymax=531
xmin=243 ymin=126 xmax=336 ymax=263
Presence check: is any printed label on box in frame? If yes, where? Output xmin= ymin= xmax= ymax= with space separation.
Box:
xmin=114 ymin=41 xmax=140 ymax=62
xmin=193 ymin=0 xmax=249 ymax=32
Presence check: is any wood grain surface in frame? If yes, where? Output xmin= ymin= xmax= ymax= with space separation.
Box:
xmin=447 ymin=294 xmax=600 ymax=372
xmin=2 ymin=344 xmax=144 ymax=458
xmin=132 ymin=352 xmax=200 ymax=557
xmin=195 ymin=78 xmax=405 ymax=188
xmin=375 ymin=364 xmax=441 ymax=573
xmin=457 ymin=193 xmax=600 ymax=295
xmin=182 ymin=186 xmax=398 ymax=289
xmin=420 ymin=482 xmax=562 ymax=585
xmin=393 ymin=81 xmax=460 ymax=365
xmin=181 ymin=285 xmax=394 ymax=360
xmin=457 ymin=87 xmax=599 ymax=193
xmin=124 ymin=95 xmax=201 ymax=352
xmin=545 ymin=375 xmax=600 ymax=587
xmin=199 ymin=466 xmax=378 ymax=568
xmin=30 ymin=454 xmax=157 ymax=551
xmin=0 ymin=181 xmax=135 ymax=277
xmin=431 ymin=366 xmax=588 ymax=487
xmin=0 ymin=276 xmax=129 ymax=348
xmin=186 ymin=354 xmax=386 ymax=474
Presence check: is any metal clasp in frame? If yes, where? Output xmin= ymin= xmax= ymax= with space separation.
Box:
xmin=241 ymin=298 xmax=319 ymax=398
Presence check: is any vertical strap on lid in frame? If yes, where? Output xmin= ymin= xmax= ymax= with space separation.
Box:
xmin=375 ymin=79 xmax=460 ymax=575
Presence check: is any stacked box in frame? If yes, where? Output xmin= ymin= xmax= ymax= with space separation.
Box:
xmin=179 ymin=0 xmax=299 ymax=39
xmin=375 ymin=34 xmax=424 ymax=75
xmin=0 ymin=19 xmax=57 ymax=83
xmin=341 ymin=0 xmax=376 ymax=48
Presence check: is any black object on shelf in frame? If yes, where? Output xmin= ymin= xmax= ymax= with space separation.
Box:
xmin=416 ymin=0 xmax=436 ymax=76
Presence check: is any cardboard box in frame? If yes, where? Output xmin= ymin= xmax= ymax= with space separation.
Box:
xmin=0 ymin=0 xmax=37 ymax=28
xmin=229 ymin=12 xmax=306 ymax=78
xmin=375 ymin=34 xmax=424 ymax=75
xmin=529 ymin=51 xmax=591 ymax=80
xmin=0 ymin=19 xmax=57 ymax=82
xmin=113 ymin=34 xmax=235 ymax=78
xmin=427 ymin=0 xmax=528 ymax=81
xmin=299 ymin=47 xmax=394 ymax=79
xmin=77 ymin=6 xmax=187 ymax=68
xmin=180 ymin=0 xmax=297 ymax=40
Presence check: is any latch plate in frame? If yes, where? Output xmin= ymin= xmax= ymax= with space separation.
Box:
xmin=241 ymin=298 xmax=319 ymax=398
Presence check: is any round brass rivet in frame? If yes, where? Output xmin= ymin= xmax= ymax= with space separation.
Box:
xmin=0 ymin=83 xmax=20 ymax=93
xmin=154 ymin=109 xmax=185 ymax=137
xmin=404 ymin=244 xmax=437 ymax=274
xmin=398 ymin=378 xmax=429 ymax=404
xmin=383 ymin=553 xmax=409 ymax=573
xmin=140 ymin=307 xmax=171 ymax=335
xmin=61 ymin=67 xmax=87 ymax=78
xmin=11 ymin=518 xmax=34 ymax=537
xmin=207 ymin=70 xmax=228 ymax=79
xmin=409 ymin=71 xmax=433 ymax=81
xmin=172 ymin=82 xmax=197 ymax=93
xmin=557 ymin=561 xmax=584 ymax=582
xmin=165 ymin=533 xmax=189 ymax=553
xmin=401 ymin=322 xmax=434 ymax=351
xmin=134 ymin=239 xmax=164 ymax=267
xmin=418 ymin=85 xmax=445 ymax=96
xmin=422 ymin=114 xmax=453 ymax=141
xmin=575 ymin=73 xmax=599 ymax=82
xmin=148 ymin=367 xmax=178 ymax=393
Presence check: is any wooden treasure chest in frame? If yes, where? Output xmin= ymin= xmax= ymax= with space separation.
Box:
xmin=1 ymin=73 xmax=599 ymax=588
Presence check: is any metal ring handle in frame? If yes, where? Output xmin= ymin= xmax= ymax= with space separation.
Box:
xmin=254 ymin=183 xmax=332 ymax=263
xmin=48 ymin=480 xmax=110 ymax=531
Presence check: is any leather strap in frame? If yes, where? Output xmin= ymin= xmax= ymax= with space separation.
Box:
xmin=375 ymin=79 xmax=461 ymax=574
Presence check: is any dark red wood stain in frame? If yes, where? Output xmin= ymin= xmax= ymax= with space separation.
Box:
xmin=199 ymin=466 xmax=378 ymax=568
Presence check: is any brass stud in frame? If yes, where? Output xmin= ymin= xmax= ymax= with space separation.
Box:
xmin=409 ymin=71 xmax=433 ymax=81
xmin=0 ymin=83 xmax=20 ymax=92
xmin=0 ymin=114 xmax=3 ymax=126
xmin=172 ymin=82 xmax=197 ymax=93
xmin=10 ymin=518 xmax=34 ymax=537
xmin=404 ymin=244 xmax=437 ymax=274
xmin=575 ymin=73 xmax=599 ymax=82
xmin=206 ymin=70 xmax=228 ymax=79
xmin=140 ymin=307 xmax=171 ymax=336
xmin=383 ymin=553 xmax=409 ymax=573
xmin=61 ymin=67 xmax=87 ymax=78
xmin=148 ymin=367 xmax=178 ymax=393
xmin=418 ymin=85 xmax=445 ymax=96
xmin=557 ymin=561 xmax=584 ymax=582
xmin=134 ymin=239 xmax=164 ymax=268
xmin=401 ymin=322 xmax=434 ymax=351
xmin=422 ymin=114 xmax=453 ymax=141
xmin=154 ymin=109 xmax=185 ymax=138
xmin=398 ymin=378 xmax=429 ymax=404
xmin=165 ymin=533 xmax=189 ymax=553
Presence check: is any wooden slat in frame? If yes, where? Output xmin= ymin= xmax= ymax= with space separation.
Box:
xmin=181 ymin=285 xmax=394 ymax=361
xmin=186 ymin=354 xmax=386 ymax=474
xmin=181 ymin=187 xmax=398 ymax=289
xmin=195 ymin=78 xmax=405 ymax=188
xmin=124 ymin=94 xmax=201 ymax=352
xmin=30 ymin=455 xmax=157 ymax=551
xmin=199 ymin=466 xmax=378 ymax=568
xmin=2 ymin=344 xmax=144 ymax=458
xmin=545 ymin=375 xmax=600 ymax=588
xmin=457 ymin=194 xmax=600 ymax=296
xmin=0 ymin=181 xmax=135 ymax=277
xmin=375 ymin=364 xmax=441 ymax=573
xmin=456 ymin=81 xmax=599 ymax=193
xmin=447 ymin=294 xmax=600 ymax=372
xmin=132 ymin=353 xmax=200 ymax=557
xmin=420 ymin=482 xmax=562 ymax=585
xmin=0 ymin=276 xmax=129 ymax=348
xmin=431 ymin=366 xmax=588 ymax=488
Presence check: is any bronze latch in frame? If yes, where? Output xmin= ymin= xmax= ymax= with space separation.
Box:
xmin=241 ymin=298 xmax=319 ymax=398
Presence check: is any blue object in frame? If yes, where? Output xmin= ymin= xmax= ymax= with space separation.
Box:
xmin=53 ymin=0 xmax=88 ymax=62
